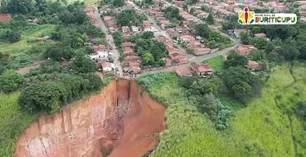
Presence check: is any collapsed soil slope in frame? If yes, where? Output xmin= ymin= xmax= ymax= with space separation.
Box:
xmin=15 ymin=79 xmax=166 ymax=157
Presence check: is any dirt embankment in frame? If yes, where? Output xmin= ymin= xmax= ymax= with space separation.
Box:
xmin=14 ymin=79 xmax=166 ymax=157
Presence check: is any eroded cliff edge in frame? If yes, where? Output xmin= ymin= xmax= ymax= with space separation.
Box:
xmin=14 ymin=79 xmax=166 ymax=157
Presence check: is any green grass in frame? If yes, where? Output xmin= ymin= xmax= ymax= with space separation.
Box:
xmin=0 ymin=92 xmax=38 ymax=157
xmin=203 ymin=56 xmax=225 ymax=72
xmin=137 ymin=64 xmax=306 ymax=157
xmin=0 ymin=24 xmax=56 ymax=56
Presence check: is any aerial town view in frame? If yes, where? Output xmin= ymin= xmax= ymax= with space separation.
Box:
xmin=1 ymin=0 xmax=306 ymax=156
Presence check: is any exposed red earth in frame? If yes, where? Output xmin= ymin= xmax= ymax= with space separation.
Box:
xmin=15 ymin=79 xmax=166 ymax=157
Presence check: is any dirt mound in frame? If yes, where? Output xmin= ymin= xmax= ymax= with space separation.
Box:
xmin=14 ymin=79 xmax=166 ymax=157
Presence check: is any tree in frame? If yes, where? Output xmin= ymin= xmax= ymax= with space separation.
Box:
xmin=201 ymin=5 xmax=211 ymax=12
xmin=190 ymin=7 xmax=195 ymax=14
xmin=113 ymin=0 xmax=125 ymax=7
xmin=81 ymin=73 xmax=103 ymax=90
xmin=0 ymin=70 xmax=24 ymax=93
xmin=19 ymin=82 xmax=66 ymax=114
xmin=225 ymin=51 xmax=248 ymax=68
xmin=69 ymin=53 xmax=96 ymax=73
xmin=142 ymin=31 xmax=154 ymax=39
xmin=251 ymin=26 xmax=261 ymax=34
xmin=39 ymin=60 xmax=63 ymax=74
xmin=44 ymin=44 xmax=75 ymax=61
xmin=254 ymin=38 xmax=268 ymax=49
xmin=187 ymin=0 xmax=199 ymax=5
xmin=206 ymin=12 xmax=215 ymax=25
xmin=164 ymin=6 xmax=183 ymax=21
xmin=142 ymin=51 xmax=154 ymax=65
xmin=8 ymin=32 xmax=21 ymax=43
xmin=113 ymin=31 xmax=123 ymax=47
xmin=6 ymin=0 xmax=35 ymax=14
xmin=186 ymin=47 xmax=194 ymax=53
xmin=278 ymin=37 xmax=299 ymax=60
xmin=208 ymin=40 xmax=217 ymax=49
xmin=195 ymin=23 xmax=210 ymax=38
xmin=183 ymin=4 xmax=188 ymax=11
xmin=190 ymin=78 xmax=221 ymax=95
xmin=117 ymin=9 xmax=141 ymax=26
xmin=179 ymin=76 xmax=198 ymax=88
xmin=223 ymin=67 xmax=261 ymax=103
xmin=240 ymin=32 xmax=250 ymax=44
xmin=265 ymin=42 xmax=275 ymax=54
xmin=249 ymin=49 xmax=265 ymax=61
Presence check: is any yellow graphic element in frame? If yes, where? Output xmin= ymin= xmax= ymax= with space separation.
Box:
xmin=238 ymin=9 xmax=255 ymax=24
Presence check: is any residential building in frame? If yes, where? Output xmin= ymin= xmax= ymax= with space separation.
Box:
xmin=131 ymin=26 xmax=140 ymax=32
xmin=228 ymin=29 xmax=248 ymax=38
xmin=235 ymin=45 xmax=257 ymax=56
xmin=0 ymin=13 xmax=11 ymax=22
xmin=90 ymin=51 xmax=109 ymax=61
xmin=121 ymin=26 xmax=130 ymax=33
xmin=122 ymin=42 xmax=135 ymax=47
xmin=101 ymin=61 xmax=115 ymax=72
xmin=254 ymin=33 xmax=267 ymax=38
xmin=190 ymin=63 xmax=214 ymax=77
xmin=248 ymin=61 xmax=262 ymax=70
xmin=175 ymin=67 xmax=192 ymax=77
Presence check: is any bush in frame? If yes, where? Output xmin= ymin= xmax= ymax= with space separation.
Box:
xmin=8 ymin=32 xmax=21 ymax=43
xmin=0 ymin=70 xmax=24 ymax=93
xmin=19 ymin=82 xmax=66 ymax=114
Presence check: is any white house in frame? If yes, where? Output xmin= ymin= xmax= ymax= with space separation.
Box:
xmin=144 ymin=26 xmax=158 ymax=32
xmin=102 ymin=62 xmax=115 ymax=72
xmin=131 ymin=26 xmax=140 ymax=32
xmin=90 ymin=51 xmax=110 ymax=60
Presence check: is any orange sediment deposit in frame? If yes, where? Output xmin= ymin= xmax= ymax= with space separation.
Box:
xmin=15 ymin=79 xmax=166 ymax=157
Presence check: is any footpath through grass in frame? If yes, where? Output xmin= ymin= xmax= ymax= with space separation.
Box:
xmin=137 ymin=64 xmax=306 ymax=157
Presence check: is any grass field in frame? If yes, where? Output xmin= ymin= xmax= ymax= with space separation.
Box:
xmin=0 ymin=24 xmax=55 ymax=55
xmin=0 ymin=93 xmax=38 ymax=157
xmin=203 ymin=56 xmax=225 ymax=72
xmin=137 ymin=63 xmax=306 ymax=157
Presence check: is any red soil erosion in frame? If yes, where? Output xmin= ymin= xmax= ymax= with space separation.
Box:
xmin=15 ymin=79 xmax=166 ymax=157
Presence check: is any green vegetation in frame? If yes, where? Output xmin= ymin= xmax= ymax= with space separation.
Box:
xmin=0 ymin=92 xmax=38 ymax=156
xmin=206 ymin=12 xmax=214 ymax=25
xmin=203 ymin=56 xmax=225 ymax=71
xmin=117 ymin=9 xmax=147 ymax=26
xmin=137 ymin=64 xmax=306 ymax=157
xmin=0 ymin=0 xmax=110 ymax=155
xmin=164 ymin=6 xmax=184 ymax=22
xmin=195 ymin=23 xmax=231 ymax=49
xmin=130 ymin=32 xmax=167 ymax=67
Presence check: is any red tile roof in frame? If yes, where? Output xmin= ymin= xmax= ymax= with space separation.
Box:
xmin=176 ymin=67 xmax=192 ymax=76
xmin=248 ymin=61 xmax=261 ymax=69
xmin=255 ymin=33 xmax=267 ymax=38
xmin=193 ymin=64 xmax=213 ymax=72
xmin=122 ymin=42 xmax=135 ymax=47
xmin=0 ymin=13 xmax=11 ymax=22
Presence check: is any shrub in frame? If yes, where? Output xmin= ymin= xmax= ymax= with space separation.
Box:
xmin=0 ymin=70 xmax=24 ymax=93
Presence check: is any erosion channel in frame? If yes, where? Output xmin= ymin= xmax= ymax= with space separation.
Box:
xmin=15 ymin=79 xmax=166 ymax=157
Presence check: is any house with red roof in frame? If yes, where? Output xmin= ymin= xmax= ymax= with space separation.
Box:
xmin=235 ymin=45 xmax=257 ymax=56
xmin=248 ymin=61 xmax=262 ymax=70
xmin=176 ymin=67 xmax=192 ymax=77
xmin=121 ymin=26 xmax=130 ymax=33
xmin=122 ymin=42 xmax=135 ymax=48
xmin=0 ymin=13 xmax=11 ymax=22
xmin=190 ymin=63 xmax=214 ymax=77
xmin=254 ymin=33 xmax=267 ymax=38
